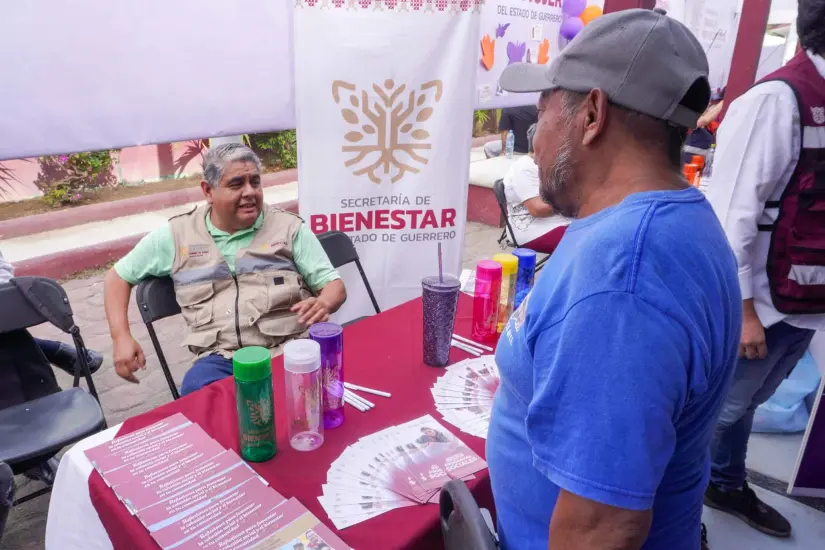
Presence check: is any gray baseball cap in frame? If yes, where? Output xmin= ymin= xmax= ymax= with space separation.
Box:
xmin=500 ymin=8 xmax=710 ymax=128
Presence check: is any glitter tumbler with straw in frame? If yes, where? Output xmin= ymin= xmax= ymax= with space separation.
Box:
xmin=512 ymin=248 xmax=537 ymax=311
xmin=309 ymin=322 xmax=345 ymax=429
xmin=493 ymin=253 xmax=518 ymax=333
xmin=423 ymin=243 xmax=461 ymax=367
xmin=471 ymin=260 xmax=502 ymax=344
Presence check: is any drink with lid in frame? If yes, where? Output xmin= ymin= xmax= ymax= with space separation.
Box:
xmin=233 ymin=346 xmax=277 ymax=462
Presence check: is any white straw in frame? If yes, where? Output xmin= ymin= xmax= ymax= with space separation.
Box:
xmin=452 ymin=333 xmax=494 ymax=352
xmin=344 ymin=389 xmax=375 ymax=409
xmin=451 ymin=340 xmax=482 ymax=357
xmin=344 ymin=391 xmax=365 ymax=409
xmin=343 ymin=383 xmax=391 ymax=398
xmin=452 ymin=339 xmax=484 ymax=354
xmin=343 ymin=395 xmax=364 ymax=411
xmin=344 ymin=393 xmax=368 ymax=412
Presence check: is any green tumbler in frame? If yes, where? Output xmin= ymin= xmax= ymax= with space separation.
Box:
xmin=233 ymin=346 xmax=276 ymax=462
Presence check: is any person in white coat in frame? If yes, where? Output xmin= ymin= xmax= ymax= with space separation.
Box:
xmin=705 ymin=0 xmax=825 ymax=538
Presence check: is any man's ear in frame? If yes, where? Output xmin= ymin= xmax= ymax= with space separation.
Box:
xmin=581 ymin=89 xmax=609 ymax=147
xmin=200 ymin=180 xmax=213 ymax=204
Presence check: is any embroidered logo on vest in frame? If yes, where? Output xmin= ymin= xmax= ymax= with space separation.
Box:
xmin=812 ymin=106 xmax=825 ymax=125
xmin=181 ymin=244 xmax=210 ymax=259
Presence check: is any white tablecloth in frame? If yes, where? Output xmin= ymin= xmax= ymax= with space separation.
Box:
xmin=44 ymin=424 xmax=120 ymax=550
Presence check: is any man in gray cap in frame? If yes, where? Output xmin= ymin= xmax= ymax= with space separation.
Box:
xmin=487 ymin=9 xmax=740 ymax=550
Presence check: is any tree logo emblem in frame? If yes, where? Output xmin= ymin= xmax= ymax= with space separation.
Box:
xmin=332 ymin=79 xmax=443 ymax=184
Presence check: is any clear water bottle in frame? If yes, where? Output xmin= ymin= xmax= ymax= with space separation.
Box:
xmin=283 ymin=340 xmax=324 ymax=452
xmin=704 ymin=145 xmax=716 ymax=178
xmin=505 ymin=130 xmax=515 ymax=159
xmin=700 ymin=145 xmax=715 ymax=193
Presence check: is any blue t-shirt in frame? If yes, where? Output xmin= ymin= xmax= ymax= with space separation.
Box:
xmin=487 ymin=187 xmax=741 ymax=549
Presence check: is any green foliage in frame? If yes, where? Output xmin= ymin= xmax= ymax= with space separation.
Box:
xmin=35 ymin=151 xmax=115 ymax=207
xmin=65 ymin=151 xmax=113 ymax=176
xmin=473 ymin=110 xmax=499 ymax=136
xmin=41 ymin=182 xmax=78 ymax=207
xmin=249 ymin=131 xmax=298 ymax=170
xmin=473 ymin=110 xmax=490 ymax=135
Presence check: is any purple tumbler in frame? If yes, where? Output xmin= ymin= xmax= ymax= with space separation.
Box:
xmin=422 ymin=275 xmax=461 ymax=367
xmin=308 ymin=322 xmax=345 ymax=429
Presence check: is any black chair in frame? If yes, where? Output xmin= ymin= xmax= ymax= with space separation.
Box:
xmin=0 ymin=462 xmax=12 ymax=544
xmin=136 ymin=276 xmax=182 ymax=400
xmin=317 ymin=230 xmax=381 ymax=315
xmin=136 ymin=230 xmax=381 ymax=400
xmin=493 ymin=178 xmax=549 ymax=271
xmin=0 ymin=277 xmax=106 ymax=505
xmin=440 ymin=480 xmax=498 ymax=550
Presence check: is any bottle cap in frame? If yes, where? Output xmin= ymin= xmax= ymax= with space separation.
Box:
xmin=492 ymin=253 xmax=519 ymax=275
xmin=309 ymin=322 xmax=344 ymax=356
xmin=475 ymin=260 xmax=503 ymax=282
xmin=233 ymin=346 xmax=272 ymax=382
xmin=283 ymin=339 xmax=321 ymax=374
xmin=512 ymin=248 xmax=537 ymax=269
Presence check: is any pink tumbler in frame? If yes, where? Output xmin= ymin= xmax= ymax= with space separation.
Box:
xmin=472 ymin=260 xmax=502 ymax=344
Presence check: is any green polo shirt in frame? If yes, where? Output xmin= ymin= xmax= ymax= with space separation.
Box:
xmin=114 ymin=210 xmax=340 ymax=292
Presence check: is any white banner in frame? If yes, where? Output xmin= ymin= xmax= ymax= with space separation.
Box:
xmin=663 ymin=0 xmax=740 ymax=91
xmin=475 ymin=0 xmax=604 ymax=109
xmin=295 ymin=0 xmax=480 ymax=322
xmin=0 ymin=0 xmax=294 ymax=161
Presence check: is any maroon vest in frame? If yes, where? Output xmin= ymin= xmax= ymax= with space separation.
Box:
xmin=758 ymin=52 xmax=825 ymax=313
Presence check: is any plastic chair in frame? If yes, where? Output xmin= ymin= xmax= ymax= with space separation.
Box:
xmin=493 ymin=179 xmax=549 ymax=271
xmin=0 ymin=278 xmax=106 ymax=505
xmin=136 ymin=230 xmax=381 ymax=400
xmin=439 ymin=479 xmax=498 ymax=550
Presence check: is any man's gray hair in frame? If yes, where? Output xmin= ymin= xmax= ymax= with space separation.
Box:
xmin=202 ymin=143 xmax=262 ymax=189
xmin=526 ymin=123 xmax=537 ymax=154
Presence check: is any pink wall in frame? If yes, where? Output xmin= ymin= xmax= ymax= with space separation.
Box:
xmin=0 ymin=141 xmax=204 ymax=203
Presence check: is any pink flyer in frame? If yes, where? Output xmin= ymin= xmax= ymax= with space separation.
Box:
xmin=135 ymin=457 xmax=263 ymax=526
xmin=399 ymin=417 xmax=486 ymax=494
xmin=150 ymin=478 xmax=284 ymax=549
xmin=93 ymin=423 xmax=211 ymax=474
xmin=175 ymin=498 xmax=352 ymax=550
xmin=84 ymin=413 xmax=190 ymax=465
xmin=102 ymin=435 xmax=224 ymax=489
xmin=117 ymin=449 xmax=246 ymax=514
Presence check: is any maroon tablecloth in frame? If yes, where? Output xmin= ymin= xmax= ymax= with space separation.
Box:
xmin=89 ymin=294 xmax=494 ymax=549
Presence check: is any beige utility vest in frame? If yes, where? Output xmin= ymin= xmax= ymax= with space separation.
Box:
xmin=169 ymin=205 xmax=312 ymax=357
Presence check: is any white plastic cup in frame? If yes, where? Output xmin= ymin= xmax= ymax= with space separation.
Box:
xmin=283 ymin=340 xmax=324 ymax=452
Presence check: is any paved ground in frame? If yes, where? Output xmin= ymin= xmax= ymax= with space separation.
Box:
xmin=1 ymin=222 xmax=506 ymax=549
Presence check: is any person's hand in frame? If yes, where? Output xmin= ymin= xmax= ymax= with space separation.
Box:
xmin=113 ymin=335 xmax=145 ymax=383
xmin=740 ymin=301 xmax=768 ymax=360
xmin=291 ymin=297 xmax=332 ymax=326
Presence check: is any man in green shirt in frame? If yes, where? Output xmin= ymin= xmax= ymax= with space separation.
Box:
xmin=104 ymin=144 xmax=347 ymax=395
